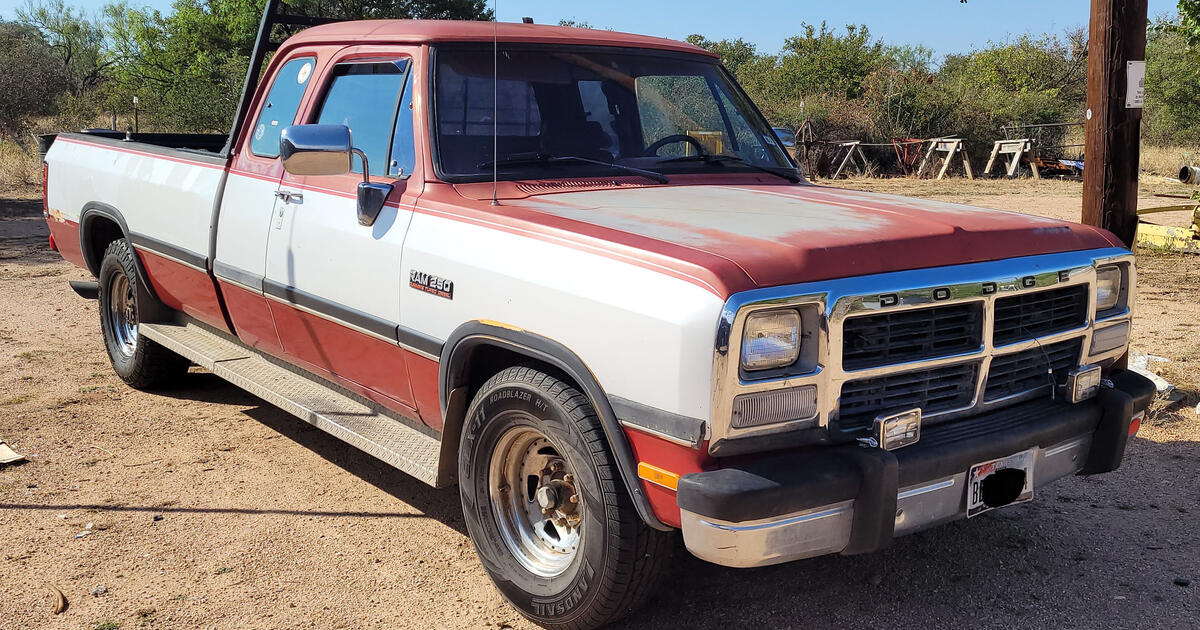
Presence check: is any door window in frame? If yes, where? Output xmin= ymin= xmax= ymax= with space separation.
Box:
xmin=314 ymin=59 xmax=412 ymax=178
xmin=250 ymin=56 xmax=316 ymax=158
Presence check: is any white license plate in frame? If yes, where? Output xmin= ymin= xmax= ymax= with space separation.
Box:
xmin=966 ymin=449 xmax=1035 ymax=518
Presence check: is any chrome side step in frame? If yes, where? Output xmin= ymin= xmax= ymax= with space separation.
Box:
xmin=141 ymin=320 xmax=442 ymax=486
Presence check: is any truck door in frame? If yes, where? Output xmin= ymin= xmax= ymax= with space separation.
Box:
xmin=263 ymin=54 xmax=422 ymax=414
xmin=215 ymin=54 xmax=319 ymax=356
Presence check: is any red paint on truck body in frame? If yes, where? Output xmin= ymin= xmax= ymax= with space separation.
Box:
xmin=45 ymin=218 xmax=84 ymax=269
xmin=266 ymin=300 xmax=420 ymax=414
xmin=136 ymin=249 xmax=230 ymax=333
xmin=217 ymin=280 xmax=284 ymax=355
xmin=624 ymin=427 xmax=712 ymax=529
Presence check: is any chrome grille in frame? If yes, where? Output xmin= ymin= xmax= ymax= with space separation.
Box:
xmin=842 ymin=303 xmax=983 ymax=370
xmin=837 ymin=362 xmax=979 ymax=432
xmin=993 ymin=284 xmax=1088 ymax=346
xmin=984 ymin=338 xmax=1083 ymax=401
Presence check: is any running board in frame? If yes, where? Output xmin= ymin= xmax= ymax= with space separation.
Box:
xmin=140 ymin=321 xmax=442 ymax=486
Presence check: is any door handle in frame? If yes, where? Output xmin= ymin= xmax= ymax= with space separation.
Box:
xmin=274 ymin=190 xmax=303 ymax=203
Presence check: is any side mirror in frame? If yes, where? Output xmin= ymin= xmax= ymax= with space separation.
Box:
xmin=280 ymin=124 xmax=352 ymax=176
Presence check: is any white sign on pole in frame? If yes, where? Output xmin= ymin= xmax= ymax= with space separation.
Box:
xmin=1126 ymin=61 xmax=1145 ymax=108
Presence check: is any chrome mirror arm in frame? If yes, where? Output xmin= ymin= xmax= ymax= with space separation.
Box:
xmin=352 ymin=148 xmax=370 ymax=183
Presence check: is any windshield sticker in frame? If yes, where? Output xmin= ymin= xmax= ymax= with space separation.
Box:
xmin=410 ymin=270 xmax=454 ymax=300
xmin=254 ymin=124 xmax=265 ymax=140
xmin=297 ymin=62 xmax=313 ymax=84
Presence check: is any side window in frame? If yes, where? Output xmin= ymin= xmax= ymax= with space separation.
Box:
xmin=315 ymin=59 xmax=409 ymax=177
xmin=388 ymin=70 xmax=416 ymax=177
xmin=250 ymin=57 xmax=315 ymax=158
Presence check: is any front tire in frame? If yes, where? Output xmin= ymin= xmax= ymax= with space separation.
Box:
xmin=459 ymin=366 xmax=673 ymax=630
xmin=97 ymin=238 xmax=187 ymax=389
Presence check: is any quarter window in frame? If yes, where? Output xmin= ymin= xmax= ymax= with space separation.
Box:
xmin=314 ymin=59 xmax=412 ymax=177
xmin=250 ymin=57 xmax=315 ymax=158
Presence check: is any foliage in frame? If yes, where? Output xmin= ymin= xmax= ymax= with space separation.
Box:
xmin=13 ymin=0 xmax=491 ymax=134
xmin=0 ymin=21 xmax=69 ymax=141
xmin=1143 ymin=26 xmax=1200 ymax=145
xmin=1176 ymin=0 xmax=1200 ymax=45
xmin=688 ymin=27 xmax=1091 ymax=157
xmin=4 ymin=0 xmax=1200 ymax=164
xmin=15 ymin=0 xmax=108 ymax=95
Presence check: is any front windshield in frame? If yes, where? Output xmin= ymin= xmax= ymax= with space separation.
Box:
xmin=432 ymin=46 xmax=795 ymax=182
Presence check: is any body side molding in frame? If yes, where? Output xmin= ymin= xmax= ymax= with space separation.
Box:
xmin=611 ymin=396 xmax=707 ymax=448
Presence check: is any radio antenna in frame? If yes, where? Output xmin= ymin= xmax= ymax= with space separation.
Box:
xmin=491 ymin=0 xmax=500 ymax=206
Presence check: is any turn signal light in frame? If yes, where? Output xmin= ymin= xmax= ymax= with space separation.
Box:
xmin=1129 ymin=411 xmax=1144 ymax=437
xmin=637 ymin=463 xmax=679 ymax=491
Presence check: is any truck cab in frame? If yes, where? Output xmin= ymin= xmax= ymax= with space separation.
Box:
xmin=41 ymin=8 xmax=1155 ymax=629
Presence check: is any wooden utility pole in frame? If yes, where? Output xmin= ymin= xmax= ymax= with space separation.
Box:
xmin=1082 ymin=0 xmax=1148 ymax=248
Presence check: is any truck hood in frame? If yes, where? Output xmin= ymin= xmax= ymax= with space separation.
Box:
xmin=518 ymin=183 xmax=1120 ymax=296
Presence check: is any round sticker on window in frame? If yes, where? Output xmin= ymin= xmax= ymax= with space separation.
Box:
xmin=296 ymin=62 xmax=312 ymax=84
xmin=254 ymin=123 xmax=265 ymax=140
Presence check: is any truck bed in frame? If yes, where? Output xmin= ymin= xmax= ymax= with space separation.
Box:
xmin=75 ymin=129 xmax=228 ymax=155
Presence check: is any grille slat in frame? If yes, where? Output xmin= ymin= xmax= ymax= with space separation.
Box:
xmin=984 ymin=338 xmax=1082 ymax=401
xmin=838 ymin=362 xmax=978 ymax=432
xmin=993 ymin=285 xmax=1088 ymax=345
xmin=842 ymin=303 xmax=983 ymax=370
xmin=831 ymin=280 xmax=1092 ymax=431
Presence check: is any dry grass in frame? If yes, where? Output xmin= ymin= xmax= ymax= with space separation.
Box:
xmin=1141 ymin=144 xmax=1198 ymax=178
xmin=0 ymin=140 xmax=42 ymax=193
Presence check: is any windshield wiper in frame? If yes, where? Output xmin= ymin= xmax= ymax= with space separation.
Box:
xmin=479 ymin=153 xmax=669 ymax=184
xmin=659 ymin=154 xmax=801 ymax=183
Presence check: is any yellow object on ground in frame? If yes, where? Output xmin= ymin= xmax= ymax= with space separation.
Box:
xmin=1136 ymin=204 xmax=1200 ymax=254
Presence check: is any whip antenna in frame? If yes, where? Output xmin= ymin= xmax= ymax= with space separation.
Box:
xmin=491 ymin=0 xmax=499 ymax=206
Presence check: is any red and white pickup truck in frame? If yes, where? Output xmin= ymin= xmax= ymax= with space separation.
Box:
xmin=42 ymin=6 xmax=1155 ymax=629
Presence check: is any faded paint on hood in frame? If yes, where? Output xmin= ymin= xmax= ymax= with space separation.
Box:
xmin=517 ymin=183 xmax=1121 ymax=292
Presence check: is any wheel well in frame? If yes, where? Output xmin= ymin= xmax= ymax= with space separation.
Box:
xmin=83 ymin=215 xmax=125 ymax=277
xmin=449 ymin=342 xmax=575 ymax=424
xmin=435 ymin=323 xmax=668 ymax=530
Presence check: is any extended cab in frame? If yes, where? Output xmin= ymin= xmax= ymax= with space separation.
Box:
xmin=41 ymin=7 xmax=1155 ymax=629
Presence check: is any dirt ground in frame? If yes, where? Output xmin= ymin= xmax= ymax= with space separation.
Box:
xmin=1 ymin=178 xmax=1197 ymax=630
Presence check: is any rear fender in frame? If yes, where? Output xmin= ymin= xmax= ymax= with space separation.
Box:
xmin=79 ymin=202 xmax=173 ymax=323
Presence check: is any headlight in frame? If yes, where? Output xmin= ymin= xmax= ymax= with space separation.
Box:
xmin=1095 ymin=265 xmax=1122 ymax=313
xmin=741 ymin=309 xmax=800 ymax=370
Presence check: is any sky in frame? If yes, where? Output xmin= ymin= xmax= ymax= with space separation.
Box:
xmin=0 ymin=0 xmax=1182 ymax=56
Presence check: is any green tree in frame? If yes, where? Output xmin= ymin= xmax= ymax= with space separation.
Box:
xmin=776 ymin=23 xmax=884 ymax=100
xmin=99 ymin=0 xmax=492 ymax=132
xmin=0 ymin=21 xmax=69 ymax=142
xmin=1144 ymin=24 xmax=1200 ymax=144
xmin=1176 ymin=0 xmax=1200 ymax=44
xmin=16 ymin=0 xmax=108 ymax=95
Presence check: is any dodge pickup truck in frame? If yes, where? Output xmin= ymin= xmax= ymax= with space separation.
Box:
xmin=41 ymin=4 xmax=1155 ymax=629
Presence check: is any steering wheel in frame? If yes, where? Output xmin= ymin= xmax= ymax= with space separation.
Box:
xmin=645 ymin=134 xmax=707 ymax=157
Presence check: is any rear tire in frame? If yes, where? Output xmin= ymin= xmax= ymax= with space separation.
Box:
xmin=459 ymin=366 xmax=673 ymax=630
xmin=97 ymin=238 xmax=187 ymax=389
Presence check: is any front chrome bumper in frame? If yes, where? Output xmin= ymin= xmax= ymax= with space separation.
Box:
xmin=675 ymin=371 xmax=1154 ymax=569
xmin=680 ymin=434 xmax=1090 ymax=568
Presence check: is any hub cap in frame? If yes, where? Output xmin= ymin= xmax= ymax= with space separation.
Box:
xmin=488 ymin=424 xmax=582 ymax=577
xmin=106 ymin=273 xmax=138 ymax=358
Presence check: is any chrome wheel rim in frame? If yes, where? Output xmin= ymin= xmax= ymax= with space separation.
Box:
xmin=107 ymin=273 xmax=137 ymax=358
xmin=488 ymin=423 xmax=582 ymax=578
